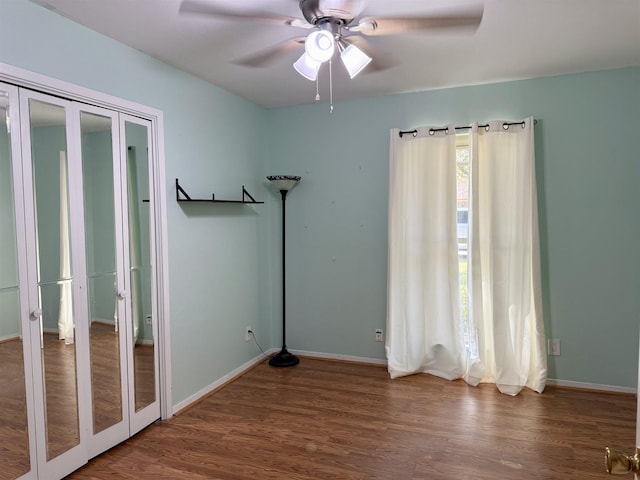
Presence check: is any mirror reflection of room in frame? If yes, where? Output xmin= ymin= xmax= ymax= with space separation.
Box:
xmin=29 ymin=98 xmax=80 ymax=461
xmin=0 ymin=90 xmax=31 ymax=479
xmin=81 ymin=111 xmax=123 ymax=435
xmin=125 ymin=121 xmax=156 ymax=412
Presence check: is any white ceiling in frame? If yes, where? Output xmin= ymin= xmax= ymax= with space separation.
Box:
xmin=33 ymin=0 xmax=640 ymax=109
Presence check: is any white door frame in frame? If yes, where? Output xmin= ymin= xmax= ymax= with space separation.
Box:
xmin=0 ymin=61 xmax=172 ymax=422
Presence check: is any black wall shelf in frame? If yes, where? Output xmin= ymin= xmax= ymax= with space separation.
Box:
xmin=175 ymin=178 xmax=263 ymax=204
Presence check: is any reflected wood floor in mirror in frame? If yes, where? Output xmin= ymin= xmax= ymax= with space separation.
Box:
xmin=0 ymin=322 xmax=157 ymax=479
xmin=42 ymin=333 xmax=81 ymax=461
xmin=91 ymin=322 xmax=157 ymax=422
xmin=134 ymin=343 xmax=155 ymax=411
xmin=69 ymin=358 xmax=635 ymax=480
xmin=0 ymin=338 xmax=31 ymax=479
xmin=90 ymin=322 xmax=123 ymax=434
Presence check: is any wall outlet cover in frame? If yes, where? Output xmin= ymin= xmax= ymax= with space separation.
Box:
xmin=547 ymin=338 xmax=561 ymax=356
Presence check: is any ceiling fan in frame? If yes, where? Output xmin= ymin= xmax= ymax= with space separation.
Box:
xmin=179 ymin=0 xmax=483 ymax=104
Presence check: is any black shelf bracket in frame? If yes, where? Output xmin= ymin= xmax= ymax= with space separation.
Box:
xmin=175 ymin=178 xmax=264 ymax=204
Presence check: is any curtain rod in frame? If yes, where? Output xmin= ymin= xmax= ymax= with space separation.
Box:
xmin=398 ymin=120 xmax=537 ymax=138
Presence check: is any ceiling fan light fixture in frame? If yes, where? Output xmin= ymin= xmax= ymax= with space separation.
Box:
xmin=293 ymin=52 xmax=320 ymax=81
xmin=305 ymin=30 xmax=335 ymax=63
xmin=340 ymin=43 xmax=372 ymax=78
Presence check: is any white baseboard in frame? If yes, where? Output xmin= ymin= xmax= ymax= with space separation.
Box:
xmin=289 ymin=351 xmax=637 ymax=394
xmin=0 ymin=333 xmax=20 ymax=343
xmin=91 ymin=318 xmax=115 ymax=326
xmin=170 ymin=350 xmax=635 ymax=416
xmin=291 ymin=349 xmax=388 ymax=366
xmin=546 ymin=378 xmax=635 ymax=394
xmin=171 ymin=348 xmax=277 ymax=415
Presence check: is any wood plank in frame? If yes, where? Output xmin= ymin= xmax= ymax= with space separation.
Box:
xmin=67 ymin=358 xmax=635 ymax=480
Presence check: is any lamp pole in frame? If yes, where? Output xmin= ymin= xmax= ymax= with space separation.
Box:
xmin=267 ymin=176 xmax=300 ymax=367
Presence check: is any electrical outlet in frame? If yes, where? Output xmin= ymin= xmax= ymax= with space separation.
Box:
xmin=245 ymin=326 xmax=253 ymax=342
xmin=375 ymin=329 xmax=383 ymax=342
xmin=548 ymin=338 xmax=561 ymax=356
xmin=145 ymin=315 xmax=152 ymax=326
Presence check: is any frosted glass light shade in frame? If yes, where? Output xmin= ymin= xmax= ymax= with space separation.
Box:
xmin=305 ymin=30 xmax=335 ymax=63
xmin=267 ymin=175 xmax=301 ymax=191
xmin=294 ymin=52 xmax=320 ymax=81
xmin=340 ymin=43 xmax=372 ymax=78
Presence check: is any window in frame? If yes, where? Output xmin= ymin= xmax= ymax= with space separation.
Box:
xmin=456 ymin=133 xmax=470 ymax=345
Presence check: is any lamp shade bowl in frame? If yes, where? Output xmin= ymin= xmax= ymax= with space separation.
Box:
xmin=305 ymin=30 xmax=335 ymax=63
xmin=293 ymin=53 xmax=320 ymax=81
xmin=267 ymin=175 xmax=301 ymax=192
xmin=340 ymin=43 xmax=372 ymax=78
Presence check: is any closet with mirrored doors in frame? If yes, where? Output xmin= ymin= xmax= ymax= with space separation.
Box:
xmin=0 ymin=81 xmax=164 ymax=480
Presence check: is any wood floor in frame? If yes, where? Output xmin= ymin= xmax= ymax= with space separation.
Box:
xmin=68 ymin=358 xmax=635 ymax=480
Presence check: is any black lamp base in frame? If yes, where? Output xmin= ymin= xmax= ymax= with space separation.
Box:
xmin=269 ymin=347 xmax=300 ymax=367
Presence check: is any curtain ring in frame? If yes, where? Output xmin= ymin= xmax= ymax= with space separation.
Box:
xmin=428 ymin=129 xmax=435 ymax=136
xmin=484 ymin=125 xmax=490 ymax=132
xmin=413 ymin=131 xmax=418 ymax=137
xmin=502 ymin=123 xmax=510 ymax=130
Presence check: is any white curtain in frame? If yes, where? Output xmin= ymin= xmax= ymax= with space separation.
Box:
xmin=386 ymin=126 xmax=467 ymax=380
xmin=465 ymin=118 xmax=546 ymax=394
xmin=58 ymin=150 xmax=74 ymax=344
xmin=386 ymin=118 xmax=546 ymax=395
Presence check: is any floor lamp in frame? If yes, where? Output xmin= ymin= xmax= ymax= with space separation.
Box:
xmin=267 ymin=175 xmax=301 ymax=367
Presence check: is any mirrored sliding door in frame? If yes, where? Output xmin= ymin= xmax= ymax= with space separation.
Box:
xmin=77 ymin=104 xmax=132 ymax=458
xmin=0 ymin=83 xmax=37 ymax=480
xmin=5 ymin=81 xmax=164 ymax=480
xmin=122 ymin=116 xmax=160 ymax=434
xmin=20 ymin=91 xmax=89 ymax=479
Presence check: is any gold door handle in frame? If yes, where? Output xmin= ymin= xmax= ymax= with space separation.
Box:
xmin=606 ymin=447 xmax=640 ymax=474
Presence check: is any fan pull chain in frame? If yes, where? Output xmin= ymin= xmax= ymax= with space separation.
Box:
xmin=315 ymin=74 xmax=320 ymax=102
xmin=329 ymin=59 xmax=334 ymax=113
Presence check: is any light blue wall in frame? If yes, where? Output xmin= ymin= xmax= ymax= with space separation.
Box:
xmin=1 ymin=0 xmax=639 ymax=401
xmin=266 ymin=67 xmax=640 ymax=388
xmin=0 ymin=0 xmax=272 ymax=406
xmin=0 ymin=105 xmax=18 ymax=293
xmin=32 ymin=125 xmax=67 ymax=331
xmin=83 ymin=129 xmax=117 ymax=323
xmin=0 ymin=102 xmax=21 ymax=340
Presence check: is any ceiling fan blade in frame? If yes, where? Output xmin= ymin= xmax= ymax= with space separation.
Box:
xmin=349 ymin=4 xmax=484 ymax=36
xmin=234 ymin=37 xmax=306 ymax=67
xmin=342 ymin=36 xmax=397 ymax=73
xmin=179 ymin=0 xmax=313 ymax=28
xmin=362 ymin=55 xmax=397 ymax=74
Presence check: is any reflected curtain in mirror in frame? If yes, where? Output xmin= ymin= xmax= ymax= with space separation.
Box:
xmin=58 ymin=151 xmax=74 ymax=345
